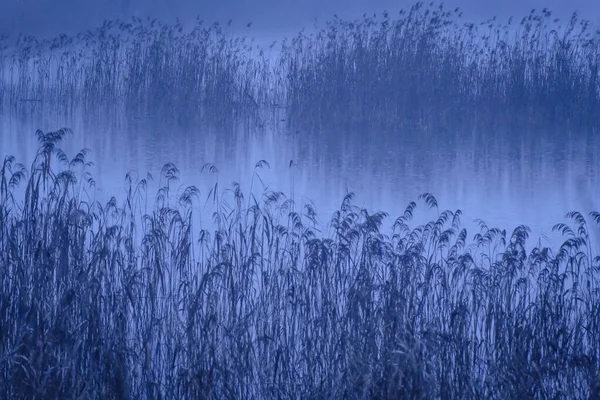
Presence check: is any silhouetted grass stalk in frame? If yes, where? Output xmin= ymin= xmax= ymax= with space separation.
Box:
xmin=1 ymin=130 xmax=599 ymax=398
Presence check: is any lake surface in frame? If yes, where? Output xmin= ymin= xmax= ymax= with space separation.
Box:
xmin=1 ymin=108 xmax=599 ymax=248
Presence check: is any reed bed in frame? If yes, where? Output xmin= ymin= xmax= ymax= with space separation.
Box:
xmin=281 ymin=3 xmax=600 ymax=132
xmin=1 ymin=129 xmax=599 ymax=399
xmin=0 ymin=2 xmax=599 ymax=131
xmin=0 ymin=18 xmax=274 ymax=124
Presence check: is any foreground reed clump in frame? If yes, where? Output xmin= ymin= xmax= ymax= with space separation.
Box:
xmin=0 ymin=128 xmax=599 ymax=399
xmin=0 ymin=2 xmax=599 ymax=131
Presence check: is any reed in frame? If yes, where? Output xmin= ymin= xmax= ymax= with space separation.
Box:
xmin=0 ymin=2 xmax=599 ymax=131
xmin=280 ymin=3 xmax=600 ymax=132
xmin=0 ymin=18 xmax=272 ymax=125
xmin=0 ymin=130 xmax=599 ymax=399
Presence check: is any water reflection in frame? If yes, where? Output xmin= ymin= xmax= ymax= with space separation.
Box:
xmin=1 ymin=108 xmax=598 ymax=246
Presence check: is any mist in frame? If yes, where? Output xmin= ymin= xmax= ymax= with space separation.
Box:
xmin=1 ymin=0 xmax=600 ymax=398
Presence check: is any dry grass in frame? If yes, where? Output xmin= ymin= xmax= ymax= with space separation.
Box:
xmin=0 ymin=130 xmax=599 ymax=399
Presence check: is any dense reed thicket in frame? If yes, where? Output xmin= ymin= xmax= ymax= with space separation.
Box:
xmin=0 ymin=18 xmax=274 ymax=124
xmin=281 ymin=4 xmax=600 ymax=131
xmin=1 ymin=129 xmax=599 ymax=399
xmin=0 ymin=2 xmax=599 ymax=130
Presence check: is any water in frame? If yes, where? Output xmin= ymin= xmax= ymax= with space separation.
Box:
xmin=1 ymin=107 xmax=599 ymax=250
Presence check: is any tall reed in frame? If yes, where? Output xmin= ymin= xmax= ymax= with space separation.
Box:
xmin=0 ymin=2 xmax=598 ymax=131
xmin=0 ymin=18 xmax=273 ymax=124
xmin=0 ymin=130 xmax=599 ymax=399
xmin=281 ymin=3 xmax=600 ymax=132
